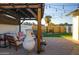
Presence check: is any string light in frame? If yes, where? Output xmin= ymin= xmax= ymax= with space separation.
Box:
xmin=77 ymin=4 xmax=79 ymax=8
xmin=56 ymin=8 xmax=57 ymax=12
xmin=63 ymin=5 xmax=64 ymax=9
xmin=45 ymin=4 xmax=78 ymax=19
xmin=49 ymin=4 xmax=51 ymax=8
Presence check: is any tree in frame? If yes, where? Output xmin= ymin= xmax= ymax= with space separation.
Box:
xmin=45 ymin=16 xmax=52 ymax=32
xmin=45 ymin=16 xmax=52 ymax=24
xmin=64 ymin=22 xmax=68 ymax=25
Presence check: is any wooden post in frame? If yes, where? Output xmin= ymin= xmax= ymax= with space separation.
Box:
xmin=16 ymin=9 xmax=21 ymax=32
xmin=37 ymin=8 xmax=42 ymax=53
xmin=19 ymin=19 xmax=21 ymax=32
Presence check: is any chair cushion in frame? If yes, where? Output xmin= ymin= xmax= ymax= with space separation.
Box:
xmin=17 ymin=32 xmax=25 ymax=41
xmin=13 ymin=35 xmax=19 ymax=41
xmin=16 ymin=41 xmax=23 ymax=45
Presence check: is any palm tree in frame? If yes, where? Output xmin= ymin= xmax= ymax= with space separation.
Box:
xmin=45 ymin=16 xmax=52 ymax=32
xmin=45 ymin=16 xmax=51 ymax=24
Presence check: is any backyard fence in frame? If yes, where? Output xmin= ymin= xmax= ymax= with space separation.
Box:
xmin=47 ymin=26 xmax=66 ymax=33
xmin=32 ymin=25 xmax=72 ymax=34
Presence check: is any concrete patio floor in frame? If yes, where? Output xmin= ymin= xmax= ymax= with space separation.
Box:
xmin=0 ymin=37 xmax=79 ymax=55
xmin=41 ymin=37 xmax=74 ymax=55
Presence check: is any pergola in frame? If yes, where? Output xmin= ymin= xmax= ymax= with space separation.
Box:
xmin=0 ymin=3 xmax=44 ymax=53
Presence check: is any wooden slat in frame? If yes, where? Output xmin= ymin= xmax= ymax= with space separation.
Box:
xmin=0 ymin=14 xmax=19 ymax=25
xmin=0 ymin=9 xmax=20 ymax=19
xmin=0 ymin=4 xmax=40 ymax=9
xmin=27 ymin=9 xmax=37 ymax=18
xmin=0 ymin=3 xmax=44 ymax=19
xmin=0 ymin=3 xmax=40 ymax=6
xmin=19 ymin=9 xmax=30 ymax=18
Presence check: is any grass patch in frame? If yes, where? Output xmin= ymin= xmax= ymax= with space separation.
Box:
xmin=73 ymin=44 xmax=79 ymax=48
xmin=42 ymin=32 xmax=72 ymax=37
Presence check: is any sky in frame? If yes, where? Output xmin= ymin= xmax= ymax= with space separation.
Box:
xmin=23 ymin=3 xmax=79 ymax=25
xmin=43 ymin=3 xmax=78 ymax=24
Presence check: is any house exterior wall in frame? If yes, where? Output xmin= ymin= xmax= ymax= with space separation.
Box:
xmin=0 ymin=24 xmax=19 ymax=34
xmin=78 ymin=16 xmax=79 ymax=40
xmin=65 ymin=26 xmax=72 ymax=33
xmin=0 ymin=24 xmax=33 ymax=34
xmin=72 ymin=16 xmax=79 ymax=40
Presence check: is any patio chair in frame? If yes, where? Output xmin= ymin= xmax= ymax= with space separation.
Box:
xmin=17 ymin=32 xmax=26 ymax=41
xmin=5 ymin=34 xmax=23 ymax=51
xmin=0 ymin=34 xmax=4 ymax=47
xmin=0 ymin=34 xmax=8 ymax=48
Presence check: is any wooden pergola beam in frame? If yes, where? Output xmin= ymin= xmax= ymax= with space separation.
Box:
xmin=27 ymin=9 xmax=37 ymax=18
xmin=0 ymin=9 xmax=20 ymax=19
xmin=0 ymin=3 xmax=40 ymax=6
xmin=0 ymin=3 xmax=44 ymax=54
xmin=20 ymin=20 xmax=25 ymax=24
xmin=21 ymin=18 xmax=36 ymax=20
xmin=19 ymin=9 xmax=30 ymax=18
xmin=3 ymin=12 xmax=17 ymax=19
xmin=20 ymin=18 xmax=36 ymax=24
xmin=0 ymin=4 xmax=41 ymax=9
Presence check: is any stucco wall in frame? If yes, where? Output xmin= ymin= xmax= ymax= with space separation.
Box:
xmin=0 ymin=24 xmax=32 ymax=34
xmin=78 ymin=16 xmax=79 ymax=39
xmin=72 ymin=16 xmax=79 ymax=40
xmin=0 ymin=24 xmax=19 ymax=34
